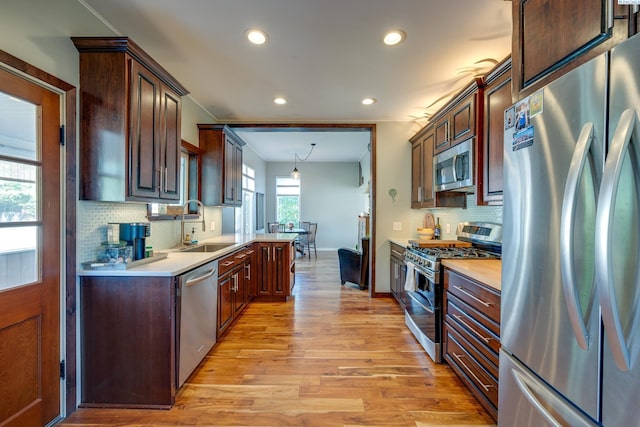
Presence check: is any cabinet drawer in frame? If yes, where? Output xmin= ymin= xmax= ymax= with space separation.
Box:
xmin=445 ymin=324 xmax=498 ymax=414
xmin=218 ymin=253 xmax=237 ymax=276
xmin=446 ymin=298 xmax=499 ymax=370
xmin=390 ymin=243 xmax=405 ymax=261
xmin=446 ymin=270 xmax=500 ymax=323
xmin=447 ymin=292 xmax=500 ymax=338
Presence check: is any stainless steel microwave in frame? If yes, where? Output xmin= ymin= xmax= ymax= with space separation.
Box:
xmin=433 ymin=138 xmax=474 ymax=192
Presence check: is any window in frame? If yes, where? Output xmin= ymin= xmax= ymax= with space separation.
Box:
xmin=0 ymin=91 xmax=39 ymax=290
xmin=235 ymin=164 xmax=255 ymax=234
xmin=276 ymin=176 xmax=300 ymax=225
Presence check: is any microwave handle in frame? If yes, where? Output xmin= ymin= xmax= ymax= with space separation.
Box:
xmin=452 ymin=154 xmax=459 ymax=181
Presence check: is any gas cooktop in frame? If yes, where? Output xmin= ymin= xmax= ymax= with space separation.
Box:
xmin=404 ymin=222 xmax=502 ymax=270
xmin=408 ymin=246 xmax=500 ymax=260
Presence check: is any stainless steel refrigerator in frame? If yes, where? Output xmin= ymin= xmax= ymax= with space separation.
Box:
xmin=500 ymin=33 xmax=640 ymax=426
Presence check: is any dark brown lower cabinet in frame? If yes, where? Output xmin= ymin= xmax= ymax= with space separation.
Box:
xmin=80 ymin=275 xmax=177 ymax=408
xmin=255 ymin=241 xmax=295 ymax=301
xmin=443 ymin=268 xmax=500 ymax=422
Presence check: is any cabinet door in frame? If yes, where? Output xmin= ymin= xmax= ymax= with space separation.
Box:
xmin=256 ymin=243 xmax=272 ymax=296
xmin=217 ymin=273 xmax=234 ymax=336
xmin=223 ymin=135 xmax=236 ymax=205
xmin=411 ymin=140 xmax=425 ymax=208
xmin=232 ymin=268 xmax=246 ymax=315
xmin=450 ymin=94 xmax=475 ymax=146
xmin=272 ymin=244 xmax=287 ymax=296
xmin=129 ymin=59 xmax=160 ymax=200
xmin=233 ymin=142 xmax=243 ymax=205
xmin=513 ymin=0 xmax=614 ymax=96
xmin=421 ymin=130 xmax=435 ymax=207
xmin=434 ymin=117 xmax=450 ymax=153
xmin=245 ymin=247 xmax=256 ymax=297
xmin=479 ymin=64 xmax=510 ymax=205
xmin=159 ymin=85 xmax=181 ymax=200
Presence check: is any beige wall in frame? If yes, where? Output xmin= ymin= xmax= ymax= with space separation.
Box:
xmin=373 ymin=122 xmax=415 ymax=292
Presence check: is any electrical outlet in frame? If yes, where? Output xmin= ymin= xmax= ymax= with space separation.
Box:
xmin=446 ymin=223 xmax=451 ymax=234
xmin=210 ymin=221 xmax=216 ymax=231
xmin=392 ymin=221 xmax=402 ymax=231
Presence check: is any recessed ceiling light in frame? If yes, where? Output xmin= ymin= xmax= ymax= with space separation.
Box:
xmin=246 ymin=29 xmax=268 ymax=45
xmin=274 ymin=97 xmax=287 ymax=105
xmin=383 ymin=30 xmax=406 ymax=46
xmin=362 ymin=98 xmax=376 ymax=105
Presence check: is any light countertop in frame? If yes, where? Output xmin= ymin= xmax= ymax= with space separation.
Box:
xmin=441 ymin=259 xmax=502 ymax=292
xmin=389 ymin=238 xmax=414 ymax=248
xmin=78 ymin=233 xmax=298 ymax=277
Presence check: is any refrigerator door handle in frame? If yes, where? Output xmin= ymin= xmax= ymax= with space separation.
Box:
xmin=512 ymin=370 xmax=563 ymax=427
xmin=560 ymin=122 xmax=595 ymax=350
xmin=596 ymin=108 xmax=637 ymax=372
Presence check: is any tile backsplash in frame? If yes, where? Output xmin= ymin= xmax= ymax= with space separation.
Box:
xmin=77 ymin=201 xmax=222 ymax=264
xmin=411 ymin=194 xmax=503 ymax=240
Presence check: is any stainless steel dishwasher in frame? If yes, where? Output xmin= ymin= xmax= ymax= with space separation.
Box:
xmin=178 ymin=259 xmax=218 ymax=386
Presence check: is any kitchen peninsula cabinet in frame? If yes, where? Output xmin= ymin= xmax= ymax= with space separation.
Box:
xmin=72 ymin=37 xmax=188 ymax=203
xmin=255 ymin=241 xmax=295 ymax=300
xmin=477 ymin=57 xmax=511 ymax=206
xmin=80 ymin=275 xmax=177 ymax=408
xmin=198 ymin=124 xmax=245 ymax=207
xmin=217 ymin=246 xmax=253 ymax=337
xmin=512 ymin=1 xmax=631 ymax=99
xmin=442 ymin=264 xmax=501 ymax=422
xmin=410 ymin=125 xmax=465 ymax=209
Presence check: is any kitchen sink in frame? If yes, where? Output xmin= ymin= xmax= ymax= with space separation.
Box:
xmin=181 ymin=243 xmax=234 ymax=253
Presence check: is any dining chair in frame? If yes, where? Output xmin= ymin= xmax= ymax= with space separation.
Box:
xmin=267 ymin=222 xmax=281 ymax=233
xmin=294 ymin=222 xmax=311 ymax=255
xmin=304 ymin=222 xmax=317 ymax=259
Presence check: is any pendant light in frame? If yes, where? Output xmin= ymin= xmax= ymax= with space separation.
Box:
xmin=291 ymin=143 xmax=316 ymax=179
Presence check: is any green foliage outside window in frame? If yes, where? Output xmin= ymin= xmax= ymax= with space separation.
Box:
xmin=277 ymin=195 xmax=299 ymax=225
xmin=0 ymin=181 xmax=36 ymax=221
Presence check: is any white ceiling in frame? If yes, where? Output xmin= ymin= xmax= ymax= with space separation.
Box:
xmin=9 ymin=0 xmax=513 ymax=162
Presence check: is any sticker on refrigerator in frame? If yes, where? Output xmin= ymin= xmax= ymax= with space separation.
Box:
xmin=514 ymin=99 xmax=530 ymax=131
xmin=529 ymin=90 xmax=543 ymax=117
xmin=504 ymin=106 xmax=515 ymax=130
xmin=513 ymin=126 xmax=534 ymax=151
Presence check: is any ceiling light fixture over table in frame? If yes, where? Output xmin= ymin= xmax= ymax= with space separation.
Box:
xmin=291 ymin=143 xmax=316 ymax=180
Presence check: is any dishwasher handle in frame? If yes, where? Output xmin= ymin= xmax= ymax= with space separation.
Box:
xmin=185 ymin=268 xmax=216 ymax=287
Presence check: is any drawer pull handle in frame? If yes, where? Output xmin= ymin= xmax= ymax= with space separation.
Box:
xmin=453 ymin=315 xmax=491 ymax=343
xmin=391 ymin=249 xmax=404 ymax=257
xmin=453 ymin=285 xmax=491 ymax=307
xmin=452 ymin=352 xmax=494 ymax=392
xmin=221 ymin=261 xmax=235 ymax=267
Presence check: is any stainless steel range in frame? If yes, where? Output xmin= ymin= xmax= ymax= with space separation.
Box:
xmin=403 ymin=222 xmax=502 ymax=363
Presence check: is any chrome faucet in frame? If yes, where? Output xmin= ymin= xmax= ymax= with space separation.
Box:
xmin=181 ymin=199 xmax=205 ymax=245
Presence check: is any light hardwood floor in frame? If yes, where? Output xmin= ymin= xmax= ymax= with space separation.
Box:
xmin=58 ymin=252 xmax=495 ymax=427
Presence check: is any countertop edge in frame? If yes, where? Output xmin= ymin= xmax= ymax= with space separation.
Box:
xmin=441 ymin=259 xmax=502 ymax=292
xmin=78 ymin=233 xmax=298 ymax=277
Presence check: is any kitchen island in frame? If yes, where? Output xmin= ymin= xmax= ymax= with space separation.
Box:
xmin=78 ymin=233 xmax=297 ymax=409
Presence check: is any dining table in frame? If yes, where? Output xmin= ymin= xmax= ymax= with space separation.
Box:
xmin=282 ymin=228 xmax=309 ymax=255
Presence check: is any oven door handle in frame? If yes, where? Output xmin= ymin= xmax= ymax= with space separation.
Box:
xmin=407 ymin=292 xmax=434 ymax=314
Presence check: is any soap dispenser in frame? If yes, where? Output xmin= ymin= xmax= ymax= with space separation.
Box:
xmin=191 ymin=227 xmax=198 ymax=244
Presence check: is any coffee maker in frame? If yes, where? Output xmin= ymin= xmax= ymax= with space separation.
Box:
xmin=119 ymin=222 xmax=151 ymax=261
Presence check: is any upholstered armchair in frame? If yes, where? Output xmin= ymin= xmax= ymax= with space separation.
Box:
xmin=337 ymin=237 xmax=369 ymax=290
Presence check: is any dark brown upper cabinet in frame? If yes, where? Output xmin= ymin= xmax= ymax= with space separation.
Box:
xmin=477 ymin=56 xmax=511 ymax=206
xmin=72 ymin=37 xmax=188 ymax=203
xmin=198 ymin=124 xmax=245 ymax=207
xmin=512 ymin=0 xmax=632 ymax=100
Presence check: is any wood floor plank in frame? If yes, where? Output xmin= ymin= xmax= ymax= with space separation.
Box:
xmin=57 ymin=252 xmax=494 ymax=427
